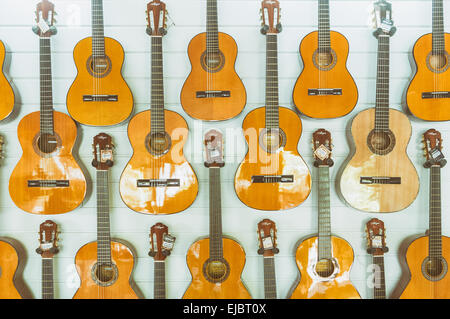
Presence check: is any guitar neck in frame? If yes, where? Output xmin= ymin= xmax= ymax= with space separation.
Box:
xmin=97 ymin=170 xmax=112 ymax=264
xmin=39 ymin=37 xmax=54 ymax=135
xmin=92 ymin=0 xmax=105 ymax=57
xmin=154 ymin=260 xmax=166 ymax=299
xmin=318 ymin=0 xmax=331 ymax=52
xmin=42 ymin=258 xmax=54 ymax=299
xmin=429 ymin=166 xmax=442 ymax=259
xmin=151 ymin=36 xmax=165 ymax=134
xmin=263 ymin=257 xmax=277 ymax=299
xmin=209 ymin=167 xmax=223 ymax=260
xmin=374 ymin=34 xmax=390 ymax=131
xmin=318 ymin=166 xmax=332 ymax=260
xmin=265 ymin=34 xmax=279 ymax=129
xmin=372 ymin=255 xmax=386 ymax=299
xmin=432 ymin=0 xmax=445 ymax=55
xmin=206 ymin=0 xmax=219 ymax=53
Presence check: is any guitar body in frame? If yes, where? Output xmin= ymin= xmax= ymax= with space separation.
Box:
xmin=400 ymin=236 xmax=450 ymax=299
xmin=183 ymin=238 xmax=251 ymax=299
xmin=290 ymin=236 xmax=360 ymax=299
xmin=407 ymin=33 xmax=450 ymax=121
xmin=73 ymin=241 xmax=138 ymax=299
xmin=0 ymin=241 xmax=21 ymax=299
xmin=180 ymin=32 xmax=246 ymax=121
xmin=119 ymin=109 xmax=198 ymax=214
xmin=67 ymin=37 xmax=133 ymax=126
xmin=0 ymin=40 xmax=14 ymax=122
xmin=9 ymin=111 xmax=86 ymax=214
xmin=339 ymin=108 xmax=419 ymax=213
xmin=234 ymin=107 xmax=311 ymax=211
xmin=292 ymin=31 xmax=357 ymax=119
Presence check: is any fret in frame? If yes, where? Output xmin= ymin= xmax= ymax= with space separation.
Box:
xmin=209 ymin=167 xmax=223 ymax=260
xmin=372 ymin=255 xmax=386 ymax=299
xmin=97 ymin=170 xmax=112 ymax=264
xmin=374 ymin=35 xmax=390 ymax=131
xmin=318 ymin=0 xmax=331 ymax=53
xmin=429 ymin=166 xmax=442 ymax=259
xmin=92 ymin=0 xmax=105 ymax=58
xmin=39 ymin=38 xmax=54 ymax=135
xmin=151 ymin=36 xmax=165 ymax=134
xmin=263 ymin=257 xmax=277 ymax=299
xmin=42 ymin=258 xmax=54 ymax=299
xmin=432 ymin=0 xmax=445 ymax=55
xmin=206 ymin=0 xmax=219 ymax=54
xmin=265 ymin=34 xmax=279 ymax=129
xmin=318 ymin=166 xmax=332 ymax=260
xmin=154 ymin=261 xmax=166 ymax=299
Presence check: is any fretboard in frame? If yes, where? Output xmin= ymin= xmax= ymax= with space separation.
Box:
xmin=206 ymin=0 xmax=219 ymax=54
xmin=318 ymin=0 xmax=331 ymax=53
xmin=92 ymin=0 xmax=105 ymax=58
xmin=265 ymin=34 xmax=279 ymax=129
xmin=318 ymin=166 xmax=332 ymax=260
xmin=432 ymin=0 xmax=445 ymax=55
xmin=263 ymin=257 xmax=277 ymax=299
xmin=151 ymin=36 xmax=165 ymax=134
xmin=42 ymin=258 xmax=54 ymax=299
xmin=154 ymin=261 xmax=166 ymax=299
xmin=372 ymin=255 xmax=386 ymax=299
xmin=429 ymin=165 xmax=442 ymax=259
xmin=39 ymin=37 xmax=54 ymax=135
xmin=97 ymin=170 xmax=112 ymax=264
xmin=209 ymin=167 xmax=223 ymax=260
xmin=374 ymin=34 xmax=390 ymax=131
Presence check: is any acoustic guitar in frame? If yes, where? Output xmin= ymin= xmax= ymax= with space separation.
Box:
xmin=183 ymin=129 xmax=251 ymax=299
xmin=73 ymin=133 xmax=138 ymax=299
xmin=180 ymin=0 xmax=246 ymax=121
xmin=66 ymin=0 xmax=133 ymax=126
xmin=0 ymin=40 xmax=14 ymax=121
xmin=234 ymin=0 xmax=311 ymax=211
xmin=149 ymin=222 xmax=176 ymax=299
xmin=406 ymin=0 xmax=450 ymax=121
xmin=120 ymin=0 xmax=198 ymax=215
xmin=257 ymin=219 xmax=279 ymax=299
xmin=399 ymin=129 xmax=450 ymax=299
xmin=338 ymin=0 xmax=419 ymax=213
xmin=366 ymin=218 xmax=388 ymax=299
xmin=36 ymin=220 xmax=59 ymax=299
xmin=290 ymin=129 xmax=360 ymax=299
xmin=292 ymin=0 xmax=358 ymax=119
xmin=9 ymin=0 xmax=87 ymax=215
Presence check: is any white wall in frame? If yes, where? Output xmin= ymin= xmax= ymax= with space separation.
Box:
xmin=0 ymin=0 xmax=449 ymax=299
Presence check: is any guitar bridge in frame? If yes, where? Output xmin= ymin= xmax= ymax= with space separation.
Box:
xmin=251 ymin=175 xmax=294 ymax=183
xmin=28 ymin=180 xmax=70 ymax=188
xmin=137 ymin=179 xmax=180 ymax=187
xmin=308 ymin=88 xmax=342 ymax=96
xmin=83 ymin=95 xmax=118 ymax=102
xmin=196 ymin=90 xmax=231 ymax=98
xmin=360 ymin=177 xmax=401 ymax=185
xmin=422 ymin=91 xmax=450 ymax=99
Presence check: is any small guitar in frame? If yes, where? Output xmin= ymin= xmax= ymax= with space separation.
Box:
xmin=120 ymin=0 xmax=198 ymax=215
xmin=180 ymin=0 xmax=246 ymax=121
xmin=9 ymin=0 xmax=87 ymax=215
xmin=36 ymin=220 xmax=59 ymax=299
xmin=67 ymin=0 xmax=133 ymax=126
xmin=292 ymin=0 xmax=358 ymax=118
xmin=234 ymin=0 xmax=311 ymax=211
xmin=149 ymin=222 xmax=176 ymax=299
xmin=74 ymin=133 xmax=138 ymax=299
xmin=399 ymin=129 xmax=450 ymax=298
xmin=406 ymin=0 xmax=450 ymax=121
xmin=366 ymin=218 xmax=388 ymax=299
xmin=183 ymin=129 xmax=251 ymax=299
xmin=338 ymin=0 xmax=419 ymax=213
xmin=257 ymin=219 xmax=279 ymax=299
xmin=290 ymin=129 xmax=360 ymax=299
xmin=0 ymin=40 xmax=14 ymax=121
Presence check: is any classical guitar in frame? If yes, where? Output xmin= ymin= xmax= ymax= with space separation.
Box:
xmin=0 ymin=40 xmax=14 ymax=121
xmin=338 ymin=0 xmax=419 ymax=213
xmin=292 ymin=0 xmax=357 ymax=119
xmin=36 ymin=220 xmax=59 ymax=299
xmin=180 ymin=0 xmax=246 ymax=121
xmin=66 ymin=0 xmax=133 ymax=126
xmin=120 ymin=0 xmax=198 ymax=215
xmin=366 ymin=218 xmax=388 ymax=299
xmin=9 ymin=0 xmax=87 ymax=215
xmin=290 ymin=129 xmax=360 ymax=299
xmin=399 ymin=129 xmax=450 ymax=298
xmin=74 ymin=133 xmax=138 ymax=299
xmin=257 ymin=219 xmax=279 ymax=299
xmin=183 ymin=129 xmax=251 ymax=299
xmin=234 ymin=0 xmax=311 ymax=211
xmin=406 ymin=0 xmax=450 ymax=121
xmin=149 ymin=222 xmax=176 ymax=299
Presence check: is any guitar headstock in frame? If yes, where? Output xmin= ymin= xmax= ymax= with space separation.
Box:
xmin=0 ymin=135 xmax=4 ymax=159
xmin=260 ymin=0 xmax=282 ymax=35
xmin=204 ymin=129 xmax=225 ymax=168
xmin=371 ymin=0 xmax=396 ymax=38
xmin=257 ymin=219 xmax=279 ymax=257
xmin=92 ymin=133 xmax=114 ymax=170
xmin=33 ymin=0 xmax=57 ymax=38
xmin=366 ymin=218 xmax=388 ymax=256
xmin=149 ymin=223 xmax=176 ymax=261
xmin=146 ymin=0 xmax=168 ymax=36
xmin=36 ymin=220 xmax=59 ymax=258
xmin=312 ymin=129 xmax=333 ymax=167
xmin=423 ymin=129 xmax=447 ymax=168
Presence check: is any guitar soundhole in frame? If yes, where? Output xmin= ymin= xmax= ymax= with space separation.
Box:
xmin=203 ymin=258 xmax=230 ymax=284
xmin=427 ymin=52 xmax=450 ymax=73
xmin=200 ymin=50 xmax=225 ymax=73
xmin=367 ymin=130 xmax=396 ymax=156
xmin=92 ymin=263 xmax=118 ymax=287
xmin=422 ymin=257 xmax=448 ymax=281
xmin=33 ymin=132 xmax=62 ymax=157
xmin=145 ymin=132 xmax=172 ymax=156
xmin=87 ymin=55 xmax=112 ymax=78
xmin=315 ymin=259 xmax=335 ymax=278
xmin=259 ymin=128 xmax=286 ymax=153
xmin=313 ymin=49 xmax=337 ymax=71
